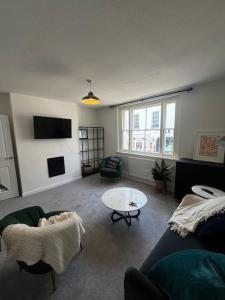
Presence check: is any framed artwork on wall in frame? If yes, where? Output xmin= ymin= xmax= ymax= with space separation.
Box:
xmin=193 ymin=131 xmax=225 ymax=163
xmin=79 ymin=128 xmax=88 ymax=140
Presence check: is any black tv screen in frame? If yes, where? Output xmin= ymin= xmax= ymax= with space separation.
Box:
xmin=33 ymin=116 xmax=72 ymax=139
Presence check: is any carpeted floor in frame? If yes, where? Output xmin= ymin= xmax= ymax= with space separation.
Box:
xmin=0 ymin=174 xmax=177 ymax=300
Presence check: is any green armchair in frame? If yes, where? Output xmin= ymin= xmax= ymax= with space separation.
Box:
xmin=100 ymin=156 xmax=123 ymax=178
xmin=0 ymin=206 xmax=66 ymax=292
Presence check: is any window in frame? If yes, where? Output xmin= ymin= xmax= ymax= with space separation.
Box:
xmin=133 ymin=113 xmax=139 ymax=129
xmin=163 ymin=102 xmax=175 ymax=155
xmin=121 ymin=109 xmax=129 ymax=150
xmin=152 ymin=111 xmax=160 ymax=128
xmin=119 ymin=101 xmax=176 ymax=157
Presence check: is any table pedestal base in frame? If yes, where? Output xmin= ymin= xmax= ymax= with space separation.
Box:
xmin=111 ymin=210 xmax=140 ymax=226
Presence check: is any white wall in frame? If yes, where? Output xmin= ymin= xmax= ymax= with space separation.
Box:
xmin=97 ymin=78 xmax=225 ymax=187
xmin=79 ymin=106 xmax=99 ymax=127
xmin=98 ymin=107 xmax=118 ymax=156
xmin=10 ymin=94 xmax=81 ymax=196
xmin=177 ymin=79 xmax=225 ymax=158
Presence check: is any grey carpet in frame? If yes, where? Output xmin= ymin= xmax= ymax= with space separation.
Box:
xmin=0 ymin=174 xmax=177 ymax=300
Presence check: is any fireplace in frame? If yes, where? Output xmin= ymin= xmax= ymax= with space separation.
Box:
xmin=47 ymin=156 xmax=65 ymax=177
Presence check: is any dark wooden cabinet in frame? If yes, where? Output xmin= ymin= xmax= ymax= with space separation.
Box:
xmin=175 ymin=158 xmax=225 ymax=199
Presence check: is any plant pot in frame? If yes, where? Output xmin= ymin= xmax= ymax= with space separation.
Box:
xmin=155 ymin=180 xmax=167 ymax=193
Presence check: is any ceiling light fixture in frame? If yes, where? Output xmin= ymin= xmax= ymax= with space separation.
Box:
xmin=80 ymin=79 xmax=101 ymax=105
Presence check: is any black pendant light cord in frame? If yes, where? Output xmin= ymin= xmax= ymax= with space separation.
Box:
xmin=87 ymin=79 xmax=92 ymax=92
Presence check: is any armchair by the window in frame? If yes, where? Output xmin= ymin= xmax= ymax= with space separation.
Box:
xmin=100 ymin=156 xmax=123 ymax=178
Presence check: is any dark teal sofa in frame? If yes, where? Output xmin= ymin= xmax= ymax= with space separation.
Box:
xmin=124 ymin=227 xmax=225 ymax=300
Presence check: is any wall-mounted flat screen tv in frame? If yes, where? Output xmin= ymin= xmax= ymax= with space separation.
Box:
xmin=33 ymin=116 xmax=72 ymax=139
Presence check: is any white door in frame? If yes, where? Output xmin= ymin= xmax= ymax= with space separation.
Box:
xmin=0 ymin=115 xmax=19 ymax=200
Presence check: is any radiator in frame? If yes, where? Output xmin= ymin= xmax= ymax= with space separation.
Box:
xmin=128 ymin=157 xmax=155 ymax=180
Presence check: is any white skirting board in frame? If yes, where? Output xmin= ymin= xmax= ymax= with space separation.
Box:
xmin=22 ymin=176 xmax=82 ymax=197
xmin=122 ymin=171 xmax=174 ymax=192
xmin=121 ymin=155 xmax=175 ymax=192
xmin=123 ymin=170 xmax=154 ymax=185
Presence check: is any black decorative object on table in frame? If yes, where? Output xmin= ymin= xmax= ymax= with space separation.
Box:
xmin=201 ymin=188 xmax=214 ymax=195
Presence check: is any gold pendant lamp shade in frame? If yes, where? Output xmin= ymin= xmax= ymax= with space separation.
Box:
xmin=80 ymin=79 xmax=101 ymax=105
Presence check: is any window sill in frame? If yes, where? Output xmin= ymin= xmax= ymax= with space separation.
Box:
xmin=116 ymin=151 xmax=177 ymax=161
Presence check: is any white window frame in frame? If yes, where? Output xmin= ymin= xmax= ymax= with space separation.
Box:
xmin=118 ymin=100 xmax=176 ymax=158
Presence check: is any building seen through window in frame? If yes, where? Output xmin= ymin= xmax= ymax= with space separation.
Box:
xmin=120 ymin=102 xmax=175 ymax=156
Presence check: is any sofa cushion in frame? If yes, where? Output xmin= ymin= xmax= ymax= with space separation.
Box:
xmin=106 ymin=160 xmax=118 ymax=169
xmin=148 ymin=249 xmax=225 ymax=300
xmin=106 ymin=157 xmax=120 ymax=169
xmin=109 ymin=157 xmax=120 ymax=162
xmin=140 ymin=228 xmax=225 ymax=276
xmin=196 ymin=213 xmax=225 ymax=237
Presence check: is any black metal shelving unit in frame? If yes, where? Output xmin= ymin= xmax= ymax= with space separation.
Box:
xmin=79 ymin=126 xmax=104 ymax=177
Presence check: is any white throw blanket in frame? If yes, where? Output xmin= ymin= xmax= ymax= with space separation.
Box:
xmin=169 ymin=194 xmax=225 ymax=237
xmin=2 ymin=212 xmax=85 ymax=274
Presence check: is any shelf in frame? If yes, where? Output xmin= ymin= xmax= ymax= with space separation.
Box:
xmin=79 ymin=126 xmax=104 ymax=177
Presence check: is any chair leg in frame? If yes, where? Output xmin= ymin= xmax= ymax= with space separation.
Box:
xmin=51 ymin=270 xmax=56 ymax=293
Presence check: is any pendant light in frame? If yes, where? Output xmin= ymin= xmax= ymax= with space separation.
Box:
xmin=80 ymin=79 xmax=101 ymax=105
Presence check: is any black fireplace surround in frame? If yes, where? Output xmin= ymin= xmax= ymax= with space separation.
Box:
xmin=47 ymin=156 xmax=65 ymax=177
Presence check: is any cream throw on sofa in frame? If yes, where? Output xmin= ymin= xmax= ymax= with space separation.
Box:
xmin=169 ymin=194 xmax=225 ymax=237
xmin=2 ymin=212 xmax=85 ymax=274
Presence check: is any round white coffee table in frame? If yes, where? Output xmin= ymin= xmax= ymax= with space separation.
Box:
xmin=102 ymin=187 xmax=147 ymax=226
xmin=191 ymin=185 xmax=225 ymax=199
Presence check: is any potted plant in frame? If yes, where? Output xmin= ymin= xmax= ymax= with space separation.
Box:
xmin=152 ymin=160 xmax=173 ymax=193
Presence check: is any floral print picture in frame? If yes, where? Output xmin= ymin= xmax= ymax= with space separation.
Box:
xmin=194 ymin=131 xmax=225 ymax=163
xmin=199 ymin=135 xmax=218 ymax=157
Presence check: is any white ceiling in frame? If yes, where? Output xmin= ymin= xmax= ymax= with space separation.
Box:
xmin=0 ymin=0 xmax=225 ymax=106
